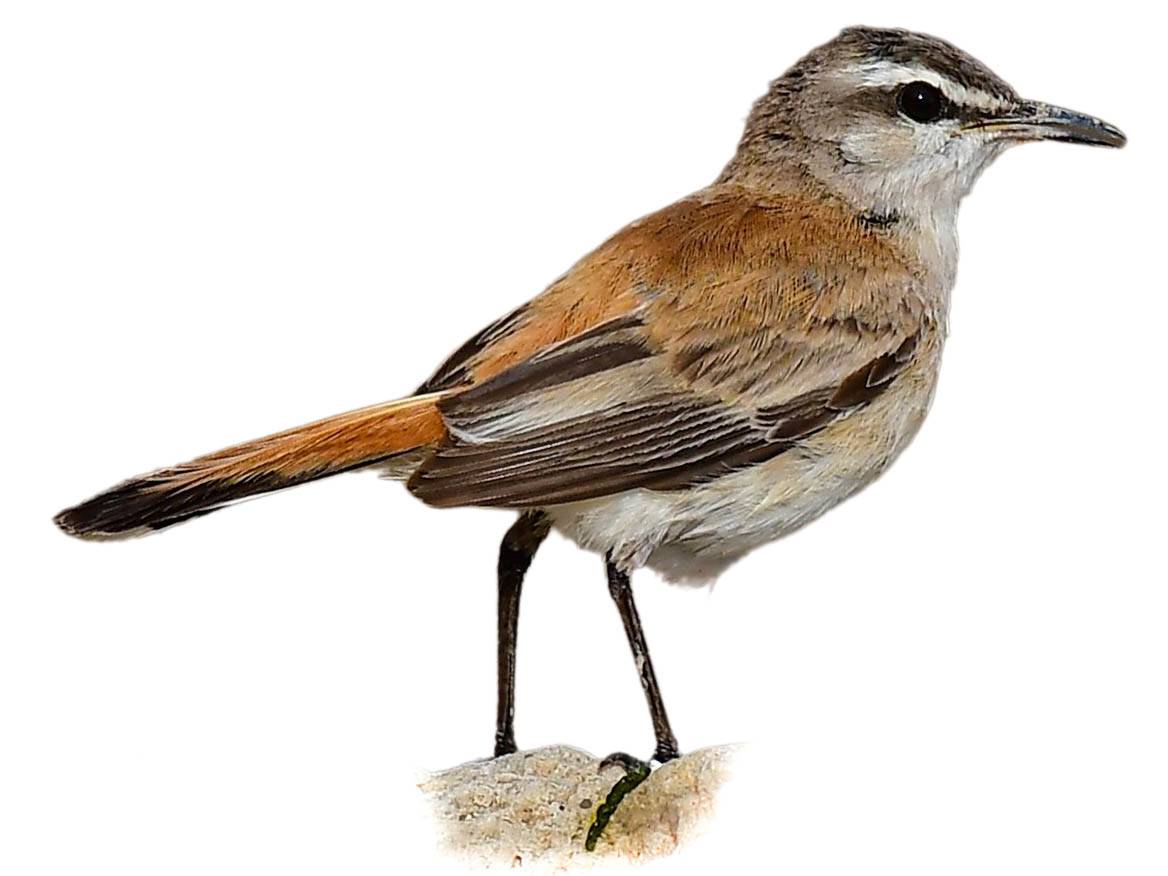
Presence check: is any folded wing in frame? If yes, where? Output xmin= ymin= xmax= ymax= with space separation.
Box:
xmin=409 ymin=187 xmax=929 ymax=509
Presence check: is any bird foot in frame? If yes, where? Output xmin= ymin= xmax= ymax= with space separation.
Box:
xmin=597 ymin=750 xmax=649 ymax=774
xmin=492 ymin=736 xmax=517 ymax=758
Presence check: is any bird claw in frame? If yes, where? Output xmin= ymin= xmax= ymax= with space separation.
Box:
xmin=598 ymin=751 xmax=650 ymax=775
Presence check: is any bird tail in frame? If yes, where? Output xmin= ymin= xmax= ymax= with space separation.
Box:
xmin=54 ymin=393 xmax=449 ymax=540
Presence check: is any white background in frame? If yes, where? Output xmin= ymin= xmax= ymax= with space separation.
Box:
xmin=2 ymin=2 xmax=1164 ymax=873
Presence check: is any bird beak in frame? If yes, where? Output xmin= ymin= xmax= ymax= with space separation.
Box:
xmin=965 ymin=101 xmax=1126 ymax=148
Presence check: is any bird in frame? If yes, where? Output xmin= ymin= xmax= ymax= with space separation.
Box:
xmin=54 ymin=26 xmax=1125 ymax=771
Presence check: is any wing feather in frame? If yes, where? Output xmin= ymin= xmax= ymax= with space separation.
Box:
xmin=408 ymin=326 xmax=919 ymax=507
xmin=406 ymin=186 xmax=930 ymax=509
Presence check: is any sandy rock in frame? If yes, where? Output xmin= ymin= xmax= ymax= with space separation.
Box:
xmin=419 ymin=744 xmax=736 ymax=868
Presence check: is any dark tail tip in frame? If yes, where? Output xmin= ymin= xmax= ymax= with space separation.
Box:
xmin=53 ymin=506 xmax=108 ymax=540
xmin=53 ymin=475 xmax=229 ymax=541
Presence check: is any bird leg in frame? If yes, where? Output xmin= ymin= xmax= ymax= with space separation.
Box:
xmin=604 ymin=555 xmax=681 ymax=763
xmin=493 ymin=511 xmax=550 ymax=757
xmin=586 ymin=557 xmax=682 ymax=851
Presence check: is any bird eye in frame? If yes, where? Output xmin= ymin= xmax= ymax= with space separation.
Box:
xmin=896 ymin=81 xmax=946 ymax=123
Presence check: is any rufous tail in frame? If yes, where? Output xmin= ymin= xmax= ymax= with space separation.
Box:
xmin=54 ymin=393 xmax=448 ymax=540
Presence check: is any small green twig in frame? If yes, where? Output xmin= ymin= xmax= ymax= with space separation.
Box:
xmin=585 ymin=760 xmax=652 ymax=852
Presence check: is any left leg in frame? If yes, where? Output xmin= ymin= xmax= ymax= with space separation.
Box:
xmin=494 ymin=511 xmax=551 ymax=757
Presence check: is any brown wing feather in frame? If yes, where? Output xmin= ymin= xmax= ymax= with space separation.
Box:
xmin=408 ymin=183 xmax=933 ymax=509
xmin=408 ymin=328 xmax=920 ymax=508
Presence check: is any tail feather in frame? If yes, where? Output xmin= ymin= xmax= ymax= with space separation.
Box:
xmin=54 ymin=393 xmax=448 ymax=540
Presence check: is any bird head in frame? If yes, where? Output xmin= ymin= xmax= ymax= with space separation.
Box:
xmin=726 ymin=27 xmax=1125 ymax=217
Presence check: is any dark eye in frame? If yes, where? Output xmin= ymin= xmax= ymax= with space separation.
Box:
xmin=896 ymin=81 xmax=946 ymax=123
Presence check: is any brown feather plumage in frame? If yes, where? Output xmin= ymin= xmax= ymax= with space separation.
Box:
xmin=407 ymin=183 xmax=935 ymax=507
xmin=55 ymin=394 xmax=448 ymax=538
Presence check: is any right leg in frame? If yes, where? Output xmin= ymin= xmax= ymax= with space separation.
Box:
xmin=604 ymin=555 xmax=680 ymax=763
xmin=494 ymin=511 xmax=551 ymax=757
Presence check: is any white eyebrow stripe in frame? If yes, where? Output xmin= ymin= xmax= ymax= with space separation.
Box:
xmin=838 ymin=61 xmax=1014 ymax=113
